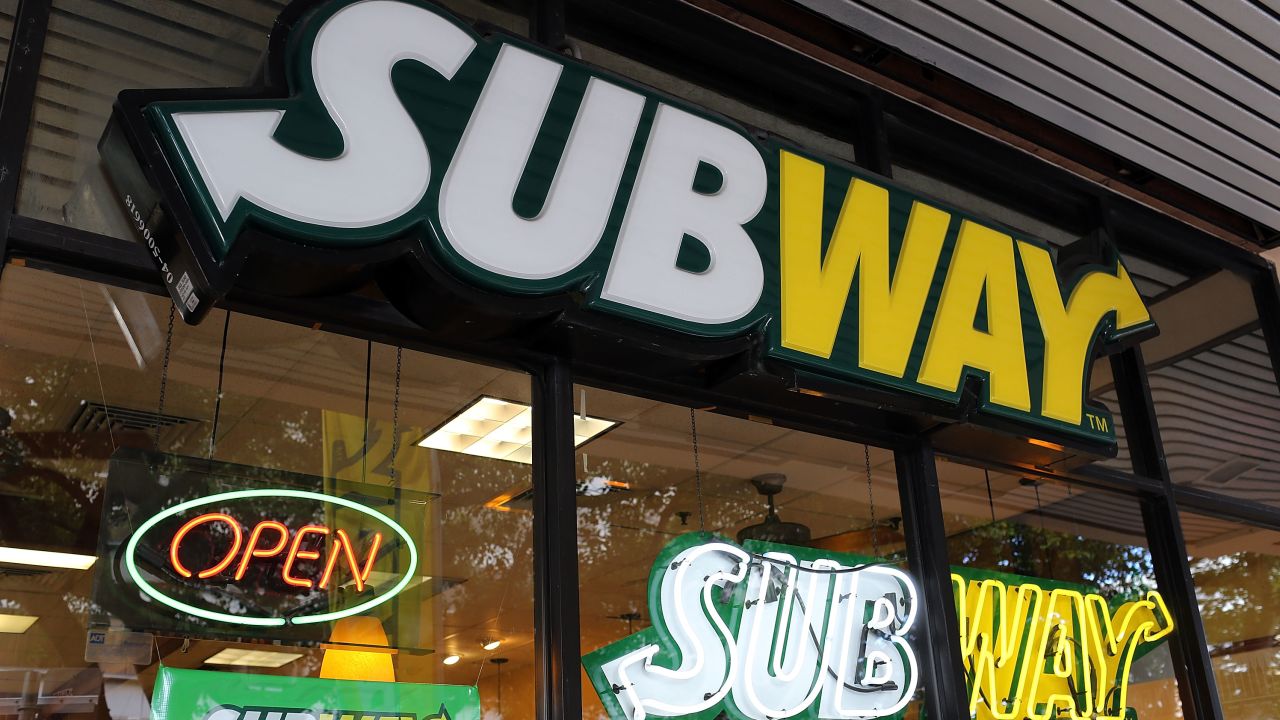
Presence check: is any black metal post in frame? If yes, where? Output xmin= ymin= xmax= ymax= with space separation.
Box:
xmin=0 ymin=0 xmax=51 ymax=278
xmin=852 ymin=92 xmax=892 ymax=178
xmin=1111 ymin=347 xmax=1224 ymax=720
xmin=531 ymin=0 xmax=566 ymax=50
xmin=1252 ymin=266 xmax=1280 ymax=392
xmin=530 ymin=359 xmax=581 ymax=720
xmin=894 ymin=439 xmax=969 ymax=720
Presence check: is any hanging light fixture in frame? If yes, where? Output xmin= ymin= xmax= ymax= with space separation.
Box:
xmin=319 ymin=616 xmax=395 ymax=682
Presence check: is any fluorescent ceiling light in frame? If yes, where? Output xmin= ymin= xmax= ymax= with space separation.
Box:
xmin=418 ymin=396 xmax=617 ymax=464
xmin=204 ymin=648 xmax=303 ymax=668
xmin=0 ymin=614 xmax=38 ymax=634
xmin=0 ymin=547 xmax=96 ymax=570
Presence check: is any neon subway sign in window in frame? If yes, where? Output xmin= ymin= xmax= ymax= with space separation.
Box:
xmin=124 ymin=489 xmax=416 ymax=627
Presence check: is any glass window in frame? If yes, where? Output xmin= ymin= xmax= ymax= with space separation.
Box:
xmin=573 ymin=386 xmax=925 ymax=720
xmin=1182 ymin=512 xmax=1280 ymax=719
xmin=17 ymin=0 xmax=528 ymax=237
xmin=1154 ymin=325 xmax=1279 ymax=505
xmin=0 ymin=265 xmax=533 ymax=717
xmin=1139 ymin=269 xmax=1280 ymax=505
xmin=937 ymin=458 xmax=1184 ymax=718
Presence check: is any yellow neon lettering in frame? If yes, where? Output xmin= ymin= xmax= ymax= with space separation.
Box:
xmin=955 ymin=575 xmax=1175 ymax=720
xmin=1017 ymin=242 xmax=1151 ymax=425
xmin=1024 ymin=590 xmax=1091 ymax=720
xmin=953 ymin=574 xmax=1045 ymax=719
xmin=1084 ymin=591 xmax=1174 ymax=719
xmin=918 ymin=221 xmax=1031 ymax=411
xmin=778 ymin=150 xmax=949 ymax=377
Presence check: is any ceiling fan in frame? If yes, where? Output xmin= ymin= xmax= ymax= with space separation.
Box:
xmin=736 ymin=473 xmax=812 ymax=545
xmin=735 ymin=472 xmax=906 ymax=554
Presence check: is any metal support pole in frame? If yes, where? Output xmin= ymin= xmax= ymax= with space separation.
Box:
xmin=1251 ymin=266 xmax=1280 ymax=392
xmin=0 ymin=0 xmax=52 ymax=278
xmin=894 ymin=439 xmax=968 ymax=720
xmin=17 ymin=670 xmax=39 ymax=720
xmin=530 ymin=359 xmax=581 ymax=720
xmin=1110 ymin=347 xmax=1224 ymax=720
xmin=531 ymin=0 xmax=566 ymax=50
xmin=852 ymin=92 xmax=892 ymax=178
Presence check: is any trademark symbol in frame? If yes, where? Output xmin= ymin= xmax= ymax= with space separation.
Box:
xmin=1085 ymin=413 xmax=1109 ymax=432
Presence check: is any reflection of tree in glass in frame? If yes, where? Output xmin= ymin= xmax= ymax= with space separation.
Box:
xmin=1189 ymin=551 xmax=1280 ymax=697
xmin=576 ymin=459 xmax=677 ymax=563
xmin=435 ymin=457 xmax=533 ymax=622
xmin=949 ymin=521 xmax=1156 ymax=599
xmin=0 ymin=361 xmax=107 ymax=552
xmin=216 ymin=409 xmax=322 ymax=472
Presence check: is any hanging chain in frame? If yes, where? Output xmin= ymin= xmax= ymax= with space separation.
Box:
xmin=689 ymin=408 xmax=706 ymax=532
xmin=208 ymin=310 xmax=230 ymax=459
xmin=984 ymin=469 xmax=997 ymax=524
xmin=1066 ymin=483 xmax=1080 ymax=539
xmin=1033 ymin=481 xmax=1052 ymax=579
xmin=154 ymin=304 xmax=176 ymax=449
xmin=864 ymin=444 xmax=879 ymax=557
xmin=1033 ymin=482 xmax=1046 ymax=532
xmin=360 ymin=341 xmax=372 ymax=482
xmin=388 ymin=346 xmax=402 ymax=486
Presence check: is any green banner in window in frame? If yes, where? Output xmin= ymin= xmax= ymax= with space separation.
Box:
xmin=150 ymin=667 xmax=479 ymax=720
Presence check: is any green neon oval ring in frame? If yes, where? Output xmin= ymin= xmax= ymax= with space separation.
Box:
xmin=123 ymin=488 xmax=418 ymax=627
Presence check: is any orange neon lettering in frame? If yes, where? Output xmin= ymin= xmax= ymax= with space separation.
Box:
xmin=282 ymin=525 xmax=330 ymax=588
xmin=169 ymin=512 xmax=243 ymax=579
xmin=234 ymin=520 xmax=289 ymax=581
xmin=318 ymin=530 xmax=383 ymax=592
xmin=358 ymin=531 xmax=383 ymax=585
xmin=319 ymin=533 xmax=344 ymax=590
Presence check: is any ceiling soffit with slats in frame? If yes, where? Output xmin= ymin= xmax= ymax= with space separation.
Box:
xmin=792 ymin=0 xmax=1280 ymax=241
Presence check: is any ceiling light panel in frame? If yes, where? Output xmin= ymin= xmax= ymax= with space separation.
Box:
xmin=0 ymin=614 xmax=38 ymax=634
xmin=204 ymin=648 xmax=302 ymax=668
xmin=419 ymin=397 xmax=616 ymax=464
xmin=0 ymin=547 xmax=97 ymax=570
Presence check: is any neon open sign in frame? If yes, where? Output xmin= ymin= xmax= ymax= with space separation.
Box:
xmin=124 ymin=489 xmax=417 ymax=627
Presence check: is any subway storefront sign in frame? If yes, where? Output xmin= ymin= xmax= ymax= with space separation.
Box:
xmin=583 ymin=536 xmax=1174 ymax=720
xmin=102 ymin=0 xmax=1154 ymax=450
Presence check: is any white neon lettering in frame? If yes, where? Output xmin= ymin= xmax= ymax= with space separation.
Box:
xmin=734 ymin=553 xmax=837 ymax=720
xmin=597 ymin=542 xmax=919 ymax=720
xmin=602 ymin=542 xmax=750 ymax=720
